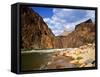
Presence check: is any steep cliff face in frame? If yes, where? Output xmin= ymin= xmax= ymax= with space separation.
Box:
xmin=21 ymin=7 xmax=55 ymax=49
xmin=56 ymin=19 xmax=95 ymax=48
xmin=21 ymin=7 xmax=95 ymax=49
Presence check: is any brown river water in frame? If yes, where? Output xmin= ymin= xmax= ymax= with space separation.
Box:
xmin=21 ymin=48 xmax=75 ymax=71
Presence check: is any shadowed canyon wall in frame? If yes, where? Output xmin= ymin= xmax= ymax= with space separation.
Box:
xmin=21 ymin=7 xmax=95 ymax=49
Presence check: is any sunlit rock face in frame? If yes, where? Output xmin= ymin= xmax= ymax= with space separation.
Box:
xmin=55 ymin=19 xmax=95 ymax=48
xmin=45 ymin=43 xmax=95 ymax=69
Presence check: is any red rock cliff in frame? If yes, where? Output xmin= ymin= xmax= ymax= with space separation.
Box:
xmin=21 ymin=7 xmax=55 ymax=49
xmin=21 ymin=7 xmax=95 ymax=49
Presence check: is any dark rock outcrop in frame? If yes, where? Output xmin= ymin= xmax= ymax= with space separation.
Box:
xmin=21 ymin=7 xmax=55 ymax=49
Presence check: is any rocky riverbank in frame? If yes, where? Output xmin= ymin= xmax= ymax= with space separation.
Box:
xmin=43 ymin=43 xmax=95 ymax=69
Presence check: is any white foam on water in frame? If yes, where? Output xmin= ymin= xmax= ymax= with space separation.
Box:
xmin=21 ymin=48 xmax=74 ymax=54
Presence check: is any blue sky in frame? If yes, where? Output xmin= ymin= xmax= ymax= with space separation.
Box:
xmin=32 ymin=7 xmax=53 ymax=18
xmin=31 ymin=7 xmax=95 ymax=36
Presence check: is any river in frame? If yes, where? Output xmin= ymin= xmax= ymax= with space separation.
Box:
xmin=21 ymin=48 xmax=74 ymax=71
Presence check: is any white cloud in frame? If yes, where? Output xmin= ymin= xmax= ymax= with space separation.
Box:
xmin=43 ymin=8 xmax=95 ymax=36
xmin=86 ymin=10 xmax=95 ymax=22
